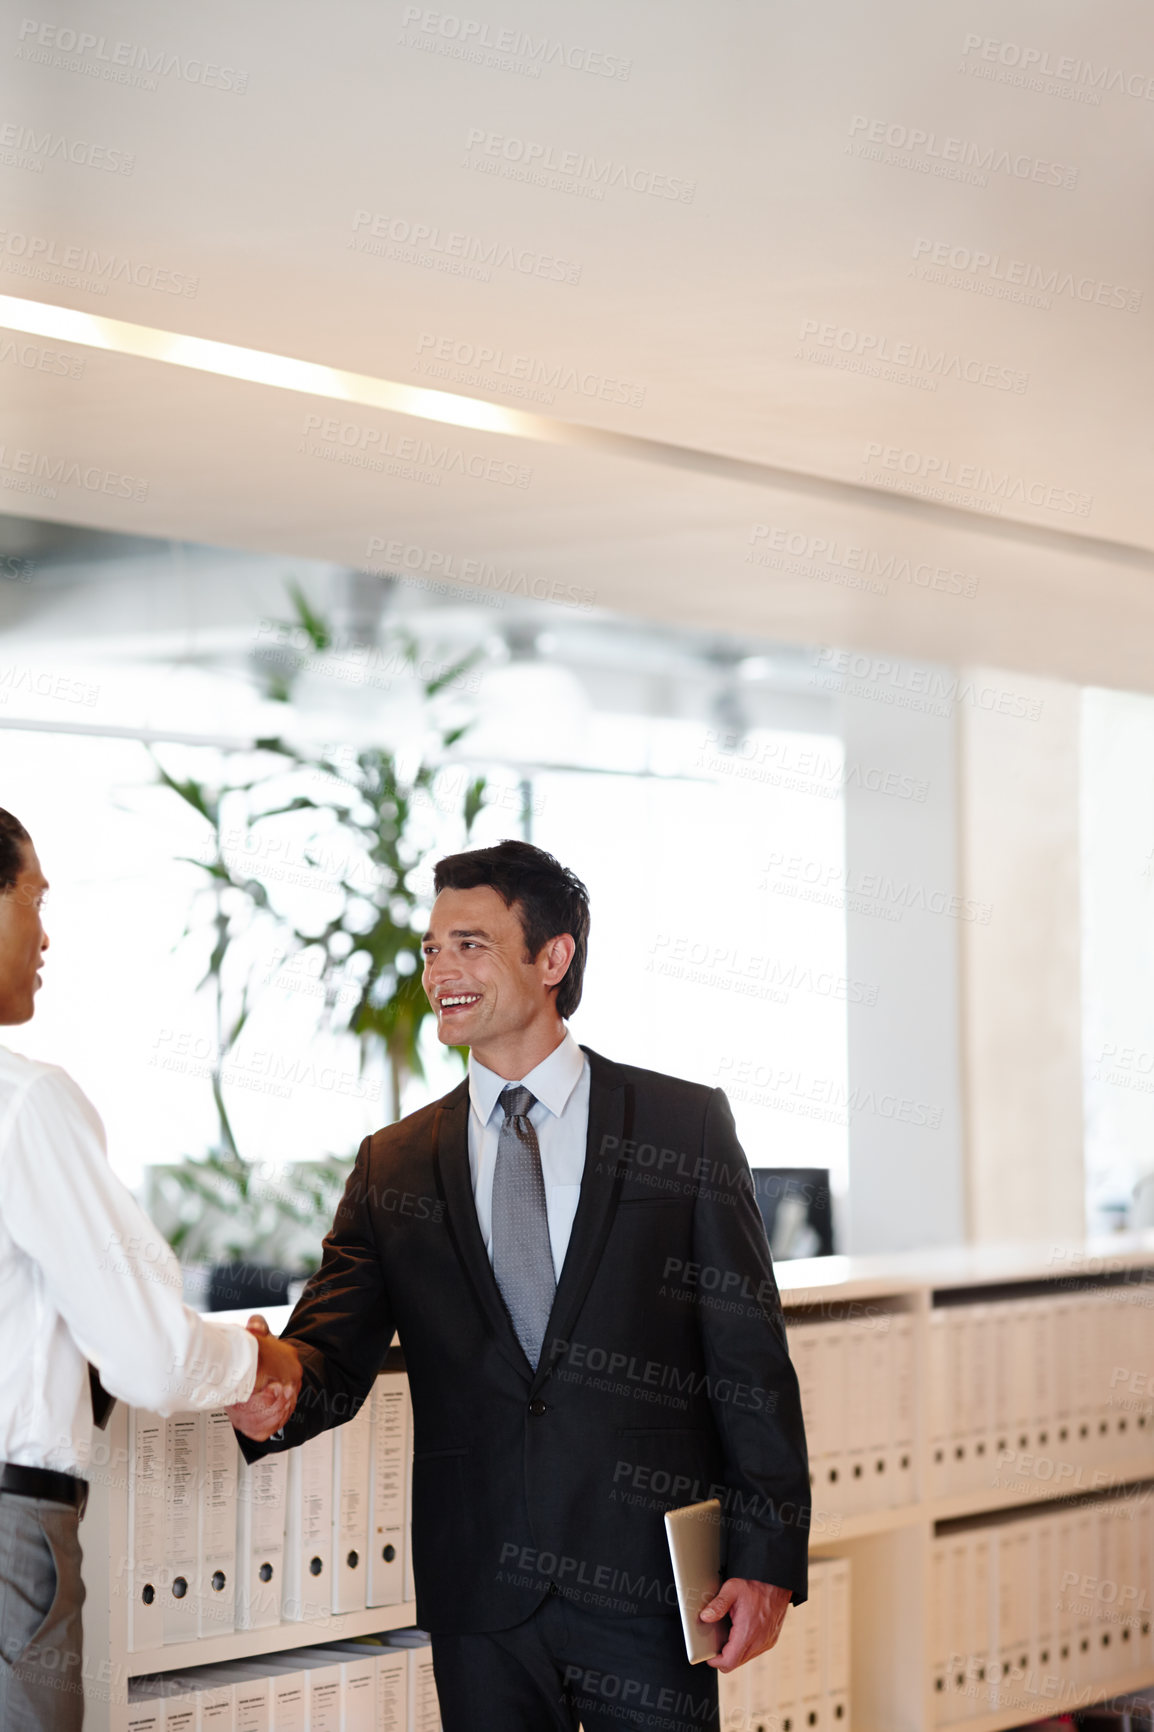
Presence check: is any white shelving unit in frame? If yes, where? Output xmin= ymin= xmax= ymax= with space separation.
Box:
xmin=78 ymin=1239 xmax=1154 ymax=1732
xmin=79 ymin=1307 xmax=417 ymax=1731
xmin=779 ymin=1234 xmax=1154 ymax=1732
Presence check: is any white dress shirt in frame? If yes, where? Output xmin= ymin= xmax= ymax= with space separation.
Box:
xmin=0 ymin=1046 xmax=258 ymax=1476
xmin=467 ymin=1029 xmax=590 ymax=1281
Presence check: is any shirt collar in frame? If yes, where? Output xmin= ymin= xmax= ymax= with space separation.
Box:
xmin=468 ymin=1029 xmax=585 ymax=1126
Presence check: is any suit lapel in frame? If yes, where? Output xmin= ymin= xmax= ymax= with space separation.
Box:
xmin=433 ymin=1048 xmax=633 ymax=1390
xmin=531 ymin=1047 xmax=632 ymax=1397
xmin=432 ymin=1083 xmax=529 ymax=1381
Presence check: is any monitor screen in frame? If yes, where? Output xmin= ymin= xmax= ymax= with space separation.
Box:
xmin=751 ymin=1167 xmax=834 ymax=1259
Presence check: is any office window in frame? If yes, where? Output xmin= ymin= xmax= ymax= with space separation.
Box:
xmin=5 ymin=658 xmax=848 ymax=1210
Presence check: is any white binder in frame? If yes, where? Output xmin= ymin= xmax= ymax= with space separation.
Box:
xmin=184 ymin=1666 xmax=265 ymax=1732
xmin=294 ymin=1654 xmax=344 ymax=1732
xmin=1031 ymin=1298 xmax=1055 ymax=1461
xmin=1136 ymin=1491 xmax=1154 ymax=1664
xmin=368 ymin=1373 xmax=409 ymax=1606
xmin=994 ymin=1521 xmax=1032 ymax=1709
xmin=377 ymin=1645 xmax=410 ymax=1732
xmin=300 ymin=1648 xmax=378 ymax=1732
xmin=403 ymin=1378 xmax=416 ymax=1606
xmin=126 ymin=1694 xmax=164 ymax=1732
xmin=967 ymin=1305 xmax=995 ymax=1488
xmin=966 ymin=1530 xmax=994 ymax=1719
xmin=929 ymin=1538 xmax=951 ymax=1714
xmin=825 ymin=1554 xmax=851 ymax=1728
xmin=746 ymin=1637 xmax=778 ymax=1729
xmin=799 ymin=1559 xmax=825 ymax=1715
xmin=1053 ymin=1510 xmax=1078 ymax=1685
xmin=772 ymin=1596 xmax=799 ymax=1726
xmin=889 ymin=1313 xmax=916 ymax=1508
xmin=163 ymin=1412 xmax=201 ymax=1644
xmin=1008 ymin=1301 xmax=1035 ymax=1456
xmin=927 ymin=1309 xmax=950 ymax=1498
xmin=990 ymin=1306 xmax=1013 ymax=1467
xmin=407 ymin=1643 xmax=440 ymax=1732
xmin=198 ymin=1678 xmax=236 ymax=1730
xmin=128 ymin=1408 xmax=166 ymax=1651
xmin=254 ymin=1651 xmax=343 ymax=1732
xmin=146 ymin=1677 xmax=199 ymax=1732
xmin=944 ymin=1308 xmax=972 ymax=1495
xmin=716 ymin=1659 xmax=746 ymax=1731
xmin=284 ymin=1429 xmax=334 ymax=1621
xmin=332 ymin=1396 xmax=373 ymax=1613
xmin=843 ymin=1314 xmax=873 ymax=1509
xmin=229 ymin=1670 xmax=272 ymax=1732
xmin=199 ymin=1409 xmax=239 ymax=1636
xmin=161 ymin=1689 xmax=199 ymax=1732
xmin=236 ymin=1454 xmax=288 ymax=1630
xmin=267 ymin=1667 xmax=307 ymax=1732
xmin=1033 ymin=1515 xmax=1056 ymax=1680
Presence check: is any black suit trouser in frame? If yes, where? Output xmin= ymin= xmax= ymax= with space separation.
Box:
xmin=430 ymin=1591 xmax=719 ymax=1732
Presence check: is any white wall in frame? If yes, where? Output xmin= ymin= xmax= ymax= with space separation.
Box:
xmin=959 ymin=667 xmax=1085 ymax=1244
xmin=835 ymin=656 xmax=966 ymax=1252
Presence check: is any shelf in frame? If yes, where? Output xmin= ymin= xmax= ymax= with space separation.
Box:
xmin=81 ymin=1238 xmax=1154 ymax=1732
xmin=809 ymin=1503 xmax=927 ymax=1545
xmin=124 ymin=1601 xmax=418 ymax=1677
xmin=929 ymin=1451 xmax=1154 ymax=1524
xmin=932 ymin=1661 xmax=1154 ymax=1732
xmin=776 ymin=1231 xmax=1154 ymax=1305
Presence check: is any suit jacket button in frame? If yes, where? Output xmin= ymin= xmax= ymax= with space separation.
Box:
xmin=528 ymin=1399 xmax=548 ymax=1417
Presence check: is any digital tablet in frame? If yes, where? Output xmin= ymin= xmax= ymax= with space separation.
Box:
xmin=664 ymin=1498 xmax=727 ymax=1663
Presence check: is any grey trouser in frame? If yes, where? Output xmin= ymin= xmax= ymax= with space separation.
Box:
xmin=0 ymin=1491 xmax=85 ymax=1731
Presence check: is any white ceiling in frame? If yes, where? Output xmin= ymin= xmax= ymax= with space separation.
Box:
xmin=2 ymin=0 xmax=1153 ymax=686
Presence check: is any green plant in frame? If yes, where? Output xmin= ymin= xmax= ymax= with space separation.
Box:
xmin=147 ymin=582 xmax=485 ymax=1271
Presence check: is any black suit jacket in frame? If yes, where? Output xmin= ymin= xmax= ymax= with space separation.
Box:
xmin=239 ymin=1047 xmax=811 ymax=1633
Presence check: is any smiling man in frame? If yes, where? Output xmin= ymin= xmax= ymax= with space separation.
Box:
xmin=230 ymin=839 xmax=810 ymax=1732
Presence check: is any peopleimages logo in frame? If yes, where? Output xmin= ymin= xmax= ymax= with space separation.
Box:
xmin=847 ymin=115 xmax=1078 ymax=189
xmin=365 ymin=538 xmax=595 ymax=610
xmin=861 ymin=441 xmax=1092 ymax=517
xmin=398 ymin=8 xmax=632 ymax=80
xmin=961 ymin=34 xmax=1154 ymax=102
xmin=349 ymin=209 xmax=582 ymax=285
xmin=911 ymin=237 xmax=1142 ymax=313
xmin=747 ymin=523 xmax=980 ymax=598
xmin=15 ymin=18 xmax=248 ymax=92
xmin=797 ymin=318 xmax=1027 ymax=394
xmin=0 ymin=228 xmax=198 ymax=296
xmin=463 ymin=129 xmax=696 ymax=202
xmin=414 ymin=332 xmax=645 ymax=408
xmin=0 ymin=121 xmax=134 ymax=174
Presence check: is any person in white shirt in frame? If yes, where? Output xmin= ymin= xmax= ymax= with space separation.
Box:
xmin=0 ymin=808 xmax=302 ymax=1731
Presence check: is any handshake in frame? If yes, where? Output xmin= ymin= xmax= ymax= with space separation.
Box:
xmin=227 ymin=1314 xmax=303 ymax=1442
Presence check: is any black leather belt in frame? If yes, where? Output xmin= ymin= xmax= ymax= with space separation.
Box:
xmin=0 ymin=1463 xmax=88 ymax=1516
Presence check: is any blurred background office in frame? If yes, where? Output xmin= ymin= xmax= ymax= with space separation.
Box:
xmin=1 ymin=0 xmax=1152 ymax=1292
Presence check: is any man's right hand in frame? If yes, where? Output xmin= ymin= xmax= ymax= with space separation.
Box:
xmin=227 ymin=1314 xmax=303 ymax=1441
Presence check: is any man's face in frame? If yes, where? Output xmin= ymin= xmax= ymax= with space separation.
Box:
xmin=421 ymin=884 xmax=566 ymax=1052
xmin=0 ymin=840 xmax=49 ymax=1025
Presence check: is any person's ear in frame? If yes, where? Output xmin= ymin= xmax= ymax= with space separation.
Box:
xmin=542 ymin=933 xmax=575 ymax=986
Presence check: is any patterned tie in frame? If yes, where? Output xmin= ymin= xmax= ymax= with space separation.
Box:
xmin=491 ymin=1086 xmax=556 ymax=1369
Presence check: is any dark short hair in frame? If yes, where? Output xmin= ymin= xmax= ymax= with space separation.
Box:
xmin=432 ymin=840 xmax=590 ymax=1019
xmin=0 ymin=809 xmax=30 ymax=893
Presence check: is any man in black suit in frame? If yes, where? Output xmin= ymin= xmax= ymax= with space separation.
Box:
xmin=229 ymin=840 xmax=810 ymax=1731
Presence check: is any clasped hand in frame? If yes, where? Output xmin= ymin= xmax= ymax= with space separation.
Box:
xmin=226 ymin=1314 xmax=302 ymax=1441
xmin=700 ymin=1578 xmax=792 ymax=1671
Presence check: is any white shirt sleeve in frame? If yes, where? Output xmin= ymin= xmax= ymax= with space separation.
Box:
xmin=0 ymin=1065 xmax=258 ymax=1415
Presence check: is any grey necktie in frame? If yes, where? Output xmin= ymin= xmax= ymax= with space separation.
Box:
xmin=491 ymin=1086 xmax=556 ymax=1369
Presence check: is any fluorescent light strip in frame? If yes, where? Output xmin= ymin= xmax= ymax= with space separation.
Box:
xmin=0 ymin=294 xmax=1150 ymax=566
xmin=0 ymin=294 xmax=531 ymax=437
